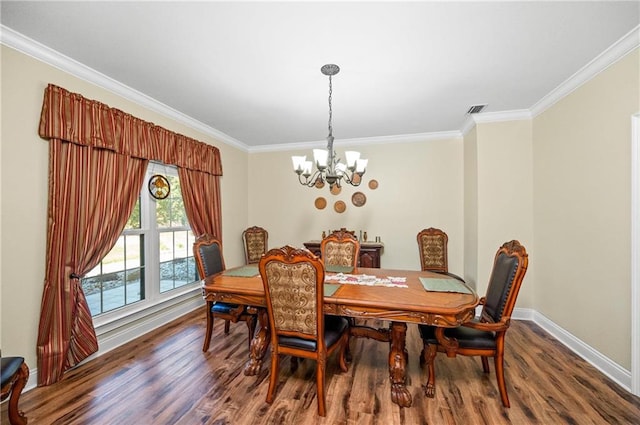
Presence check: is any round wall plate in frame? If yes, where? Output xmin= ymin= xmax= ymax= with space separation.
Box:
xmin=334 ymin=200 xmax=346 ymax=213
xmin=368 ymin=179 xmax=379 ymax=190
xmin=148 ymin=174 xmax=170 ymax=200
xmin=315 ymin=197 xmax=327 ymax=210
xmin=352 ymin=192 xmax=366 ymax=207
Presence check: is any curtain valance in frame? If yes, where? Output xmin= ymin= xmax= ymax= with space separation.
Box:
xmin=38 ymin=84 xmax=222 ymax=176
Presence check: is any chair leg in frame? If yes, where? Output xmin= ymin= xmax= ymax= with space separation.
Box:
xmin=481 ymin=356 xmax=490 ymax=373
xmin=424 ymin=344 xmax=438 ymax=398
xmin=290 ymin=356 xmax=299 ymax=373
xmin=337 ymin=334 xmax=349 ymax=373
xmin=7 ymin=362 xmax=29 ymax=425
xmin=316 ymin=356 xmax=327 ymax=417
xmin=202 ymin=301 xmax=214 ymax=352
xmin=224 ymin=319 xmax=231 ymax=334
xmin=494 ymin=353 xmax=510 ymax=408
xmin=266 ymin=351 xmax=279 ymax=404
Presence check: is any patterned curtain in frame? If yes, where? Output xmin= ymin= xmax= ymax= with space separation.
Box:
xmin=178 ymin=167 xmax=222 ymax=239
xmin=37 ymin=141 xmax=147 ymax=385
xmin=37 ymin=84 xmax=223 ymax=385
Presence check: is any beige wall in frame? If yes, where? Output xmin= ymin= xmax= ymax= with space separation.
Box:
xmin=533 ymin=49 xmax=640 ymax=369
xmin=0 ymin=46 xmax=249 ymax=370
xmin=248 ymin=137 xmax=465 ymax=271
xmin=475 ymin=120 xmax=535 ymax=308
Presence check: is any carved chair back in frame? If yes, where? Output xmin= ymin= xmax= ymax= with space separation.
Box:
xmin=242 ymin=226 xmax=268 ymax=264
xmin=417 ymin=227 xmax=449 ymax=273
xmin=321 ymin=229 xmax=360 ymax=268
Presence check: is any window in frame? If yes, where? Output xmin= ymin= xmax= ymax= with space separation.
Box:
xmin=83 ymin=164 xmax=197 ymax=317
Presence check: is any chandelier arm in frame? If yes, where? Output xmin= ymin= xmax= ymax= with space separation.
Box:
xmin=298 ymin=170 xmax=322 ymax=187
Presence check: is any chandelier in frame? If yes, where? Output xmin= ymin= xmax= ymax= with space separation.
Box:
xmin=292 ymin=64 xmax=367 ymax=188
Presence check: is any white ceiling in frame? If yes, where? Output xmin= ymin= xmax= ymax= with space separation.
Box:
xmin=1 ymin=1 xmax=639 ymax=149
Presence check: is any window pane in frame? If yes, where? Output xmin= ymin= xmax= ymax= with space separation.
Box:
xmin=125 ymin=197 xmax=141 ymax=229
xmin=82 ymin=235 xmax=144 ymax=316
xmin=159 ymin=230 xmax=197 ymax=292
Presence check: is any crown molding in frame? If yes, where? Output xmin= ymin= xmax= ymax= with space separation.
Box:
xmin=0 ymin=25 xmax=249 ymax=152
xmin=530 ymin=24 xmax=640 ymax=118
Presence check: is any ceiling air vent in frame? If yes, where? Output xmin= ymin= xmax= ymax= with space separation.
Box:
xmin=466 ymin=104 xmax=488 ymax=114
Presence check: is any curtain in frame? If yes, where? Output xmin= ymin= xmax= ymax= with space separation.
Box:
xmin=37 ymin=141 xmax=147 ymax=385
xmin=178 ymin=167 xmax=222 ymax=239
xmin=37 ymin=84 xmax=224 ymax=385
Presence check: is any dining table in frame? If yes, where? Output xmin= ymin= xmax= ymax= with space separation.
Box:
xmin=201 ymin=265 xmax=478 ymax=408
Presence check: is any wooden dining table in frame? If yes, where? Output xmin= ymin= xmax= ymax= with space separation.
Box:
xmin=201 ymin=265 xmax=478 ymax=408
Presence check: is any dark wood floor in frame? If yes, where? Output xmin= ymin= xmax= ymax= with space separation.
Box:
xmin=5 ymin=309 xmax=640 ymax=424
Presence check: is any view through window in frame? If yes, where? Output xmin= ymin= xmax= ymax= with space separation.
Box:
xmin=83 ymin=165 xmax=197 ymax=317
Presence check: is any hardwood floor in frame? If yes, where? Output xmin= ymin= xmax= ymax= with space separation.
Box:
xmin=5 ymin=310 xmax=640 ymax=424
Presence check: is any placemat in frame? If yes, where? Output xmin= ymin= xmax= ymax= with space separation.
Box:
xmin=223 ymin=265 xmax=259 ymax=277
xmin=326 ymin=265 xmax=354 ymax=274
xmin=419 ymin=277 xmax=472 ymax=294
xmin=324 ymin=283 xmax=341 ymax=297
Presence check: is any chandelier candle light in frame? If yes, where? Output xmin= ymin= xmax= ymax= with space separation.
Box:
xmin=292 ymin=64 xmax=368 ymax=188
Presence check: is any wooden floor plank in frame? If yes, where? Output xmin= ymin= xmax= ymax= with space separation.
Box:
xmin=4 ymin=309 xmax=640 ymax=424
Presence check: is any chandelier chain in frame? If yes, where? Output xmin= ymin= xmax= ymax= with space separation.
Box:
xmin=328 ymin=75 xmax=333 ymax=138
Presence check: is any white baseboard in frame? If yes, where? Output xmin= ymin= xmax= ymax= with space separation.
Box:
xmin=520 ymin=308 xmax=632 ymax=392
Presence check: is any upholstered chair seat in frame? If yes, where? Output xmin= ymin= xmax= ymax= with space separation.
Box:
xmin=1 ymin=356 xmax=29 ymax=425
xmin=419 ymin=322 xmax=497 ymax=350
xmin=278 ymin=316 xmax=349 ymax=351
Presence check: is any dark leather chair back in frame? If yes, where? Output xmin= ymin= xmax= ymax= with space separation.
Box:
xmin=193 ymin=235 xmax=225 ymax=279
xmin=480 ymin=240 xmax=528 ymax=324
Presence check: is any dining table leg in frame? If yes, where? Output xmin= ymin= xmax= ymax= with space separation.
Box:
xmin=389 ymin=321 xmax=412 ymax=407
xmin=243 ymin=308 xmax=270 ymax=376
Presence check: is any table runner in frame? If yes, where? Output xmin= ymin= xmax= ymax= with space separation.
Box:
xmin=325 ymin=273 xmax=408 ymax=288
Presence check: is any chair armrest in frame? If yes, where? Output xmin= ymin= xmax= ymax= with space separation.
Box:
xmin=463 ymin=318 xmax=510 ymax=333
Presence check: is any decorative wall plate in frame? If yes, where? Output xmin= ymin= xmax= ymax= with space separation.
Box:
xmin=352 ymin=191 xmax=366 ymax=207
xmin=315 ymin=197 xmax=327 ymax=210
xmin=368 ymin=179 xmax=379 ymax=190
xmin=334 ymin=200 xmax=346 ymax=213
xmin=315 ymin=178 xmax=325 ymax=189
xmin=148 ymin=174 xmax=170 ymax=200
xmin=330 ymin=184 xmax=341 ymax=195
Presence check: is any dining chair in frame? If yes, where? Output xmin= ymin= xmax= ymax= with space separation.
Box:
xmin=258 ymin=245 xmax=350 ymax=417
xmin=416 ymin=227 xmax=464 ymax=282
xmin=1 ymin=356 xmax=29 ymax=425
xmin=242 ymin=226 xmax=268 ymax=264
xmin=193 ymin=234 xmax=257 ymax=352
xmin=418 ymin=240 xmax=529 ymax=407
xmin=320 ymin=228 xmax=360 ymax=270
